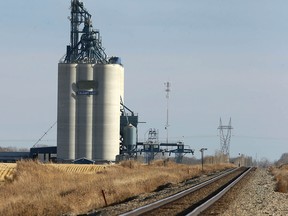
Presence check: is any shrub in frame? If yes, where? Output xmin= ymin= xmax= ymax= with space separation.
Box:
xmin=271 ymin=165 xmax=288 ymax=193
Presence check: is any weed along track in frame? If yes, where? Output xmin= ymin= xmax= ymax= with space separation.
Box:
xmin=120 ymin=167 xmax=252 ymax=216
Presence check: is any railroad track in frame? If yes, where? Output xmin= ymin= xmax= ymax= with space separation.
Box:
xmin=120 ymin=167 xmax=253 ymax=216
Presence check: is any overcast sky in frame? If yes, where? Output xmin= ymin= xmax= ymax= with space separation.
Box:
xmin=0 ymin=0 xmax=288 ymax=161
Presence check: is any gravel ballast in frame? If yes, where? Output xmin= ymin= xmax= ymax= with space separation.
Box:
xmin=202 ymin=168 xmax=288 ymax=216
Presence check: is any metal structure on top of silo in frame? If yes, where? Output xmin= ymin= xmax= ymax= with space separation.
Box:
xmin=57 ymin=0 xmax=124 ymax=162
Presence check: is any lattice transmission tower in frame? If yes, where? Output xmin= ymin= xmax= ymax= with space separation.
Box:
xmin=218 ymin=118 xmax=233 ymax=159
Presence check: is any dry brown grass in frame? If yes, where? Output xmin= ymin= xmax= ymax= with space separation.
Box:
xmin=0 ymin=160 xmax=235 ymax=215
xmin=48 ymin=163 xmax=106 ymax=173
xmin=271 ymin=164 xmax=288 ymax=193
xmin=0 ymin=163 xmax=17 ymax=182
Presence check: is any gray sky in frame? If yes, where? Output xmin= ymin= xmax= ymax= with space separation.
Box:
xmin=0 ymin=0 xmax=288 ymax=161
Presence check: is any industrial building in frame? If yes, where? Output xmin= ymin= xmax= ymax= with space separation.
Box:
xmin=57 ymin=0 xmax=125 ymax=162
xmin=0 ymin=147 xmax=56 ymax=163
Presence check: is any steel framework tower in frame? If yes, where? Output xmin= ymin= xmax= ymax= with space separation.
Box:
xmin=63 ymin=0 xmax=108 ymax=64
xmin=218 ymin=118 xmax=233 ymax=158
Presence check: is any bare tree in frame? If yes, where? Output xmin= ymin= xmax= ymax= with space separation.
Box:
xmin=258 ymin=157 xmax=271 ymax=168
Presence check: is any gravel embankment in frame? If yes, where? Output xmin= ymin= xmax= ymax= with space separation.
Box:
xmin=202 ymin=168 xmax=288 ymax=216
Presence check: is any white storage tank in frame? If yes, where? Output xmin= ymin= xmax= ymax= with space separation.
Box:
xmin=57 ymin=63 xmax=77 ymax=161
xmin=76 ymin=64 xmax=94 ymax=159
xmin=123 ymin=124 xmax=137 ymax=151
xmin=93 ymin=64 xmax=124 ymax=161
xmin=57 ymin=63 xmax=124 ymax=162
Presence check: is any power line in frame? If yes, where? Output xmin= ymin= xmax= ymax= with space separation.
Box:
xmin=32 ymin=121 xmax=57 ymax=148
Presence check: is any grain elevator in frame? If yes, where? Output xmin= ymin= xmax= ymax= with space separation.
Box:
xmin=57 ymin=0 xmax=124 ymax=162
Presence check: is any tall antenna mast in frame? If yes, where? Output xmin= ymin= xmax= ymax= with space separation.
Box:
xmin=164 ymin=82 xmax=171 ymax=143
xmin=218 ymin=118 xmax=233 ymax=161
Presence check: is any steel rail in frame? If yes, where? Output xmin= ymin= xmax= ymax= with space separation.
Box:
xmin=187 ymin=167 xmax=253 ymax=216
xmin=119 ymin=167 xmax=241 ymax=216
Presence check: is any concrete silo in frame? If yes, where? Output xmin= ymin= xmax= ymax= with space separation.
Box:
xmin=76 ymin=64 xmax=94 ymax=159
xmin=57 ymin=63 xmax=77 ymax=160
xmin=57 ymin=0 xmax=124 ymax=162
xmin=93 ymin=65 xmax=124 ymax=161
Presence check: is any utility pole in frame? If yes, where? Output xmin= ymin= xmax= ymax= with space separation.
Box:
xmin=238 ymin=153 xmax=241 ymax=167
xmin=200 ymin=148 xmax=207 ymax=172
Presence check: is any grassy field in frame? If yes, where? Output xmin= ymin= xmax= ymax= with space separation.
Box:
xmin=271 ymin=164 xmax=288 ymax=193
xmin=0 ymin=160 xmax=234 ymax=216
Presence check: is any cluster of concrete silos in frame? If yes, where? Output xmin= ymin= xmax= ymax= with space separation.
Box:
xmin=57 ymin=63 xmax=124 ymax=162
